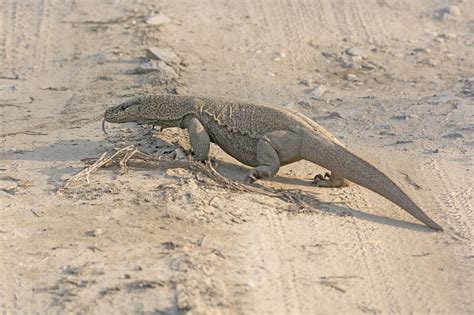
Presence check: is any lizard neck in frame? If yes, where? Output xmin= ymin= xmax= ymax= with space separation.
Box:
xmin=139 ymin=94 xmax=198 ymax=126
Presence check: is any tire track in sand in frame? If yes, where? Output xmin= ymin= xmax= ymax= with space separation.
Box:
xmin=264 ymin=208 xmax=301 ymax=314
xmin=0 ymin=0 xmax=58 ymax=75
xmin=426 ymin=158 xmax=473 ymax=241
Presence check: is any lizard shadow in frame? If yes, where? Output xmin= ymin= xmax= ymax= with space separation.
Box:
xmin=1 ymin=135 xmax=437 ymax=232
xmin=213 ymin=159 xmax=436 ymax=233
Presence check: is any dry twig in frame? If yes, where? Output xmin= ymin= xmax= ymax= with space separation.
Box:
xmin=63 ymin=145 xmax=317 ymax=209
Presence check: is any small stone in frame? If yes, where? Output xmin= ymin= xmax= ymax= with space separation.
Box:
xmin=345 ymin=47 xmax=366 ymax=58
xmin=418 ymin=58 xmax=438 ymax=66
xmin=344 ymin=73 xmax=357 ymax=81
xmin=446 ymin=6 xmax=461 ymax=17
xmin=272 ymin=52 xmax=286 ymax=61
xmin=326 ymin=111 xmax=344 ymax=119
xmin=84 ymin=228 xmax=103 ymax=237
xmin=351 ymin=56 xmax=363 ymax=63
xmin=341 ymin=62 xmax=361 ymax=70
xmin=391 ymin=113 xmax=417 ymax=120
xmin=299 ymin=79 xmax=313 ymax=86
xmin=439 ymin=33 xmax=457 ymax=39
xmin=146 ymin=13 xmax=171 ymax=25
xmin=413 ymin=48 xmax=431 ymax=54
xmin=374 ymin=122 xmax=391 ymax=130
xmin=127 ymin=61 xmax=160 ymax=74
xmin=436 ymin=6 xmax=462 ymax=20
xmin=307 ymin=85 xmax=328 ymax=99
xmin=62 ymin=265 xmax=81 ymax=275
xmin=127 ymin=60 xmax=178 ymax=78
xmin=266 ymin=72 xmax=276 ymax=77
xmin=146 ymin=47 xmax=181 ymax=65
xmin=321 ymin=51 xmax=336 ymax=58
xmin=362 ymin=63 xmax=375 ymax=70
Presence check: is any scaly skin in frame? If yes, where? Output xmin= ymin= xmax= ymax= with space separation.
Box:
xmin=104 ymin=94 xmax=443 ymax=231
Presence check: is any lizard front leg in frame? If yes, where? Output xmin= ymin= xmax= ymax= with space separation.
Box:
xmin=182 ymin=116 xmax=210 ymax=161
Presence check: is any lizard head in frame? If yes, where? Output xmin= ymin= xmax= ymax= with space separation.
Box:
xmin=104 ymin=97 xmax=144 ymax=123
xmin=103 ymin=94 xmax=194 ymax=128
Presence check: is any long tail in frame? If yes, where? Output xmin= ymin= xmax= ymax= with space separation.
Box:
xmin=301 ymin=135 xmax=443 ymax=230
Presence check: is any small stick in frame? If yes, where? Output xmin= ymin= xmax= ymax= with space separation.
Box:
xmin=63 ymin=145 xmax=319 ymax=210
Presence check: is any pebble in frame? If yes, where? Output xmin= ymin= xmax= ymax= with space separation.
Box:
xmin=307 ymin=85 xmax=328 ymax=99
xmin=341 ymin=62 xmax=361 ymax=70
xmin=127 ymin=61 xmax=160 ymax=74
xmin=436 ymin=5 xmax=462 ymax=20
xmin=266 ymin=72 xmax=276 ymax=77
xmin=413 ymin=48 xmax=431 ymax=54
xmin=391 ymin=113 xmax=418 ymax=120
xmin=446 ymin=6 xmax=461 ymax=17
xmin=146 ymin=47 xmax=181 ymax=65
xmin=362 ymin=63 xmax=375 ymax=70
xmin=374 ymin=122 xmax=391 ymax=130
xmin=418 ymin=58 xmax=438 ymax=66
xmin=84 ymin=228 xmax=103 ymax=237
xmin=321 ymin=51 xmax=336 ymax=58
xmin=343 ymin=73 xmax=357 ymax=81
xmin=345 ymin=47 xmax=366 ymax=58
xmin=146 ymin=13 xmax=171 ymax=25
xmin=439 ymin=33 xmax=457 ymax=39
xmin=326 ymin=111 xmax=344 ymax=119
xmin=127 ymin=60 xmax=178 ymax=78
xmin=272 ymin=52 xmax=286 ymax=61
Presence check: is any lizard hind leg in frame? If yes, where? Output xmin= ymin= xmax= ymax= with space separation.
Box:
xmin=312 ymin=171 xmax=348 ymax=187
xmin=243 ymin=138 xmax=281 ymax=185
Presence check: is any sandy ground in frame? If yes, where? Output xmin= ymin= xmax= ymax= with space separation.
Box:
xmin=1 ymin=0 xmax=473 ymax=314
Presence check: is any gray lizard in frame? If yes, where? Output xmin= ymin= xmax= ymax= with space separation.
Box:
xmin=103 ymin=94 xmax=443 ymax=231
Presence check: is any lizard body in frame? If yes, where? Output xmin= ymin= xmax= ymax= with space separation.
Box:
xmin=104 ymin=94 xmax=443 ymax=230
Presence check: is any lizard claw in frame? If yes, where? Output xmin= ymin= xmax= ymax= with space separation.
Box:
xmin=312 ymin=172 xmax=333 ymax=186
xmin=243 ymin=174 xmax=257 ymax=185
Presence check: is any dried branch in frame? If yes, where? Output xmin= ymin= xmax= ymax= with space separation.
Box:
xmin=63 ymin=145 xmax=317 ymax=210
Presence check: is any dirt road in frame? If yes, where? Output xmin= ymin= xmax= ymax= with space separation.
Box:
xmin=1 ymin=0 xmax=473 ymax=313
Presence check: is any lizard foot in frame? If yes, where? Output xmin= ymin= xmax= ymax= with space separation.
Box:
xmin=243 ymin=172 xmax=257 ymax=185
xmin=312 ymin=172 xmax=347 ymax=188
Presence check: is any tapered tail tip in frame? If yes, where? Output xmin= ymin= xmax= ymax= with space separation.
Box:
xmin=427 ymin=221 xmax=443 ymax=231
